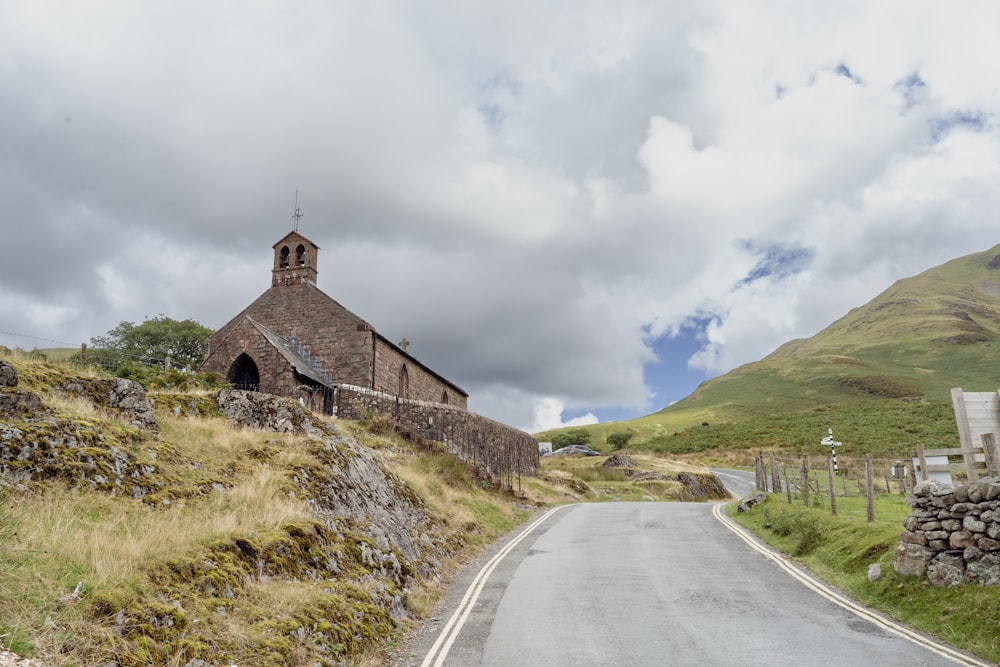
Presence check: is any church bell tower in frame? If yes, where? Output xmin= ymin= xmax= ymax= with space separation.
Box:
xmin=272 ymin=231 xmax=319 ymax=287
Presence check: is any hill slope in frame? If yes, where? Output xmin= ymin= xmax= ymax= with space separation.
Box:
xmin=539 ymin=243 xmax=1000 ymax=454
xmin=679 ymin=242 xmax=1000 ymax=414
xmin=0 ymin=354 xmax=535 ymax=666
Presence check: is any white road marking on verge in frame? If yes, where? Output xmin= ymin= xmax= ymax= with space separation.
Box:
xmin=420 ymin=505 xmax=569 ymax=667
xmin=712 ymin=502 xmax=992 ymax=667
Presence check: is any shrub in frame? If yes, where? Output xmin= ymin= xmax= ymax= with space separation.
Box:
xmin=551 ymin=428 xmax=591 ymax=449
xmin=606 ymin=431 xmax=634 ymax=450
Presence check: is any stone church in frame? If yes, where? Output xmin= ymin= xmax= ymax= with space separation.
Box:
xmin=200 ymin=230 xmax=468 ymax=410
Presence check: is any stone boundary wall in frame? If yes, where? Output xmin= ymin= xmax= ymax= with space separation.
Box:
xmin=894 ymin=477 xmax=1000 ymax=586
xmin=333 ymin=384 xmax=539 ymax=479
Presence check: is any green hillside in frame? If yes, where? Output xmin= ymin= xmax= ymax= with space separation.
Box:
xmin=539 ymin=243 xmax=1000 ymax=456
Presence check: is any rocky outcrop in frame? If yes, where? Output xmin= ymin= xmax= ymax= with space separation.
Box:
xmin=0 ymin=359 xmax=42 ymax=415
xmin=218 ymin=388 xmax=321 ymax=435
xmin=61 ymin=378 xmax=157 ymax=430
xmin=894 ymin=477 xmax=1000 ymax=586
xmin=603 ymin=453 xmax=637 ymax=468
xmin=0 ymin=359 xmax=17 ymax=387
xmin=217 ymin=390 xmax=459 ymax=584
xmin=677 ymin=471 xmax=729 ymax=500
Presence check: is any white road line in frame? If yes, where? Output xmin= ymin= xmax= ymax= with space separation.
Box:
xmin=420 ymin=505 xmax=569 ymax=667
xmin=712 ymin=502 xmax=993 ymax=667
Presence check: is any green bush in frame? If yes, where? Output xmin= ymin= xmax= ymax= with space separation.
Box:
xmin=607 ymin=431 xmax=634 ymax=450
xmin=761 ymin=500 xmax=824 ymax=556
xmin=551 ymin=428 xmax=592 ymax=449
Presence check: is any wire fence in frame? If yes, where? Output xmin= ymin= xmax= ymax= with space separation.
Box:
xmin=753 ymin=452 xmax=912 ymax=521
xmin=1 ymin=338 xmax=201 ymax=379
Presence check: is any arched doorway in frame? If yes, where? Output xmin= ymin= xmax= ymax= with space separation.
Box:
xmin=229 ymin=353 xmax=260 ymax=391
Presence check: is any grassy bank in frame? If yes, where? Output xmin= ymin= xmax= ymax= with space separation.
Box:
xmin=730 ymin=494 xmax=1000 ymax=663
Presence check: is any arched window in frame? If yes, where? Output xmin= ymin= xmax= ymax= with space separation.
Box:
xmin=279 ymin=246 xmax=290 ymax=268
xmin=296 ymin=243 xmax=306 ymax=266
xmin=228 ymin=353 xmax=260 ymax=391
xmin=441 ymin=390 xmax=449 ymax=405
xmin=398 ymin=364 xmax=409 ymax=399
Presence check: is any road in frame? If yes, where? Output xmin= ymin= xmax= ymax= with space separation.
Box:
xmin=709 ymin=467 xmax=757 ymax=498
xmin=397 ymin=476 xmax=987 ymax=667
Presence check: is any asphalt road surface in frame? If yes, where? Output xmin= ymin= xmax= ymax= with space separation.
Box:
xmin=399 ymin=496 xmax=988 ymax=667
xmin=710 ymin=468 xmax=757 ymax=498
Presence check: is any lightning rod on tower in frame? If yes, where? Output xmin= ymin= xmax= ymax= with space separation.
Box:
xmin=292 ymin=189 xmax=304 ymax=231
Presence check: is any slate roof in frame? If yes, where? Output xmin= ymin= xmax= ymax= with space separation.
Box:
xmin=247 ymin=317 xmax=333 ymax=387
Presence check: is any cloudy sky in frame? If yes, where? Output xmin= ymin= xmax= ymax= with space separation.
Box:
xmin=3 ymin=1 xmax=1000 ymax=432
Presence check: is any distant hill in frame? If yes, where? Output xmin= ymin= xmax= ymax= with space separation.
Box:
xmin=538 ymin=243 xmax=1000 ymax=454
xmin=679 ymin=242 xmax=1000 ymax=413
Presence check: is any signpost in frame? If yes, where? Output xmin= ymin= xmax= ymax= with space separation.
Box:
xmin=822 ymin=427 xmax=843 ymax=475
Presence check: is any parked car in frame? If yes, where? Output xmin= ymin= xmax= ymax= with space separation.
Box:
xmin=543 ymin=445 xmax=601 ymax=457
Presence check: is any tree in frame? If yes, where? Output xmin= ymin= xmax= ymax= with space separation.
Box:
xmin=551 ymin=428 xmax=592 ymax=449
xmin=607 ymin=431 xmax=634 ymax=450
xmin=91 ymin=315 xmax=214 ymax=371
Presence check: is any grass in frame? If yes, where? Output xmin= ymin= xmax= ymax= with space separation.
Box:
xmin=730 ymin=494 xmax=1000 ymax=663
xmin=0 ymin=352 xmax=545 ymax=665
xmin=536 ymin=451 xmax=724 ymax=502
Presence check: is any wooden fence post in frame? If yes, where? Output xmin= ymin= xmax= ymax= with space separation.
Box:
xmin=755 ymin=453 xmax=765 ymax=491
xmin=982 ymin=433 xmax=1000 ymax=477
xmin=770 ymin=452 xmax=781 ymax=494
xmin=827 ymin=457 xmax=837 ymax=516
xmin=951 ymin=388 xmax=980 ymax=482
xmin=916 ymin=443 xmax=928 ymax=483
xmin=80 ymin=342 xmax=87 ymax=365
xmin=801 ymin=455 xmax=810 ymax=507
xmin=865 ymin=454 xmax=875 ymax=522
xmin=785 ymin=461 xmax=792 ymax=503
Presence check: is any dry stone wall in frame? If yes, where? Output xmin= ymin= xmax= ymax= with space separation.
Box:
xmin=334 ymin=384 xmax=539 ymax=478
xmin=894 ymin=477 xmax=1000 ymax=586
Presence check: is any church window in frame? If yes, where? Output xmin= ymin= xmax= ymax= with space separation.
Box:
xmin=280 ymin=246 xmax=290 ymax=268
xmin=441 ymin=390 xmax=449 ymax=404
xmin=398 ymin=364 xmax=410 ymax=399
xmin=296 ymin=244 xmax=306 ymax=266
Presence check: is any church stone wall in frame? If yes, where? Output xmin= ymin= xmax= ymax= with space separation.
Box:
xmin=206 ymin=284 xmax=374 ymax=388
xmin=201 ymin=321 xmax=299 ymax=389
xmin=202 ymin=231 xmax=469 ymax=410
xmin=373 ymin=343 xmax=468 ymax=410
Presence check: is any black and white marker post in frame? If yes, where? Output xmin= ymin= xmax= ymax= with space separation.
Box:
xmin=822 ymin=427 xmax=843 ymax=475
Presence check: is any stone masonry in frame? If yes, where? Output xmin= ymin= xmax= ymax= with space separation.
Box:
xmin=894 ymin=477 xmax=1000 ymax=586
xmin=200 ymin=230 xmax=467 ymax=409
xmin=334 ymin=384 xmax=539 ymax=478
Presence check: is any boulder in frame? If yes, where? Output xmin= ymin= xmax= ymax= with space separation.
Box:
xmin=927 ymin=553 xmax=965 ymax=587
xmin=966 ymin=552 xmax=1000 ymax=585
xmin=602 ymin=453 xmax=636 ymax=468
xmin=738 ymin=491 xmax=768 ymax=513
xmin=108 ymin=378 xmax=157 ymax=430
xmin=893 ymin=542 xmax=932 ymax=577
xmin=217 ymin=389 xmax=322 ymax=435
xmin=0 ymin=359 xmax=17 ymax=387
xmin=0 ymin=390 xmax=42 ymax=414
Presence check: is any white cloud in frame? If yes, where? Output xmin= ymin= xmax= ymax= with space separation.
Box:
xmin=530 ymin=397 xmax=599 ymax=434
xmin=3 ymin=1 xmax=1000 ymax=428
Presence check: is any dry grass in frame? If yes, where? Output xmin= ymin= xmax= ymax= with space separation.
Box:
xmin=8 ymin=468 xmax=313 ymax=591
